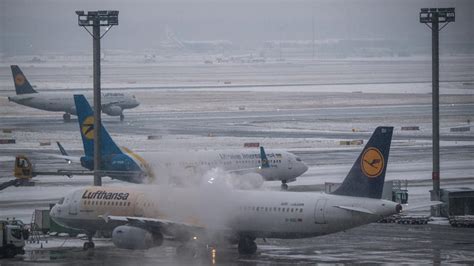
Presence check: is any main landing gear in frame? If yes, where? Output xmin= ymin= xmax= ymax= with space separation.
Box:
xmin=83 ymin=232 xmax=95 ymax=250
xmin=238 ymin=236 xmax=257 ymax=255
xmin=63 ymin=113 xmax=71 ymax=122
xmin=281 ymin=180 xmax=288 ymax=190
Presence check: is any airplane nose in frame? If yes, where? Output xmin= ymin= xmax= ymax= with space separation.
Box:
xmin=50 ymin=204 xmax=60 ymax=219
xmin=300 ymin=163 xmax=308 ymax=175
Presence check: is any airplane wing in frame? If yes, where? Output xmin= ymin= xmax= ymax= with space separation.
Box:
xmin=33 ymin=152 xmax=81 ymax=163
xmin=334 ymin=205 xmax=374 ymax=214
xmin=228 ymin=167 xmax=261 ymax=176
xmin=102 ymin=101 xmax=120 ymax=107
xmin=102 ymin=215 xmax=206 ymax=238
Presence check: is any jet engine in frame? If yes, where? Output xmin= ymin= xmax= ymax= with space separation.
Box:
xmin=112 ymin=225 xmax=163 ymax=250
xmin=103 ymin=105 xmax=122 ymax=116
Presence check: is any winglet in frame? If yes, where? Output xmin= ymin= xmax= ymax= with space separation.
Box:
xmin=57 ymin=142 xmax=69 ymax=156
xmin=260 ymin=146 xmax=270 ymax=169
xmin=56 ymin=142 xmax=72 ymax=165
xmin=11 ymin=65 xmax=37 ymax=95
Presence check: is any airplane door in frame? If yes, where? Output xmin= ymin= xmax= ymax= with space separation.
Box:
xmin=134 ymin=194 xmax=146 ymax=217
xmin=287 ymin=158 xmax=293 ymax=170
xmin=68 ymin=193 xmax=78 ymax=216
xmin=314 ymin=199 xmax=327 ymax=224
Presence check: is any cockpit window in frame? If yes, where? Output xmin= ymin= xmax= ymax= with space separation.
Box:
xmin=296 ymin=157 xmax=302 ymax=162
xmin=58 ymin=197 xmax=64 ymax=204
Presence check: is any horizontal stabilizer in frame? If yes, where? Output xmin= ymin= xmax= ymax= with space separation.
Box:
xmin=335 ymin=205 xmax=374 ymax=214
xmin=402 ymin=201 xmax=443 ymax=211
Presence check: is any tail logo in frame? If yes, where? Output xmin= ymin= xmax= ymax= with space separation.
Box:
xmin=361 ymin=147 xmax=384 ymax=178
xmin=81 ymin=116 xmax=95 ymax=140
xmin=15 ymin=74 xmax=25 ymax=86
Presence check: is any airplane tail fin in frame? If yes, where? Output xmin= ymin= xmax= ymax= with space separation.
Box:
xmin=332 ymin=127 xmax=393 ymax=199
xmin=11 ymin=65 xmax=37 ymax=95
xmin=74 ymin=95 xmax=123 ymax=157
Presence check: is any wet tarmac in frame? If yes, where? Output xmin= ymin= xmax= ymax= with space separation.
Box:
xmin=2 ymin=223 xmax=473 ymax=265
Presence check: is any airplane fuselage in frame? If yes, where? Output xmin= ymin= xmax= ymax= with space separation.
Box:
xmin=50 ymin=186 xmax=399 ymax=240
xmin=83 ymin=148 xmax=308 ymax=184
xmin=8 ymin=92 xmax=139 ymax=116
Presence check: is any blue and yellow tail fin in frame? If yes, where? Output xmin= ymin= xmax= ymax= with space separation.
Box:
xmin=11 ymin=65 xmax=37 ymax=95
xmin=332 ymin=127 xmax=393 ymax=199
xmin=74 ymin=95 xmax=123 ymax=157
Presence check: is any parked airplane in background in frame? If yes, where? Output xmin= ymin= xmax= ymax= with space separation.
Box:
xmin=51 ymin=126 xmax=434 ymax=255
xmin=54 ymin=95 xmax=307 ymax=188
xmin=7 ymin=65 xmax=139 ymax=121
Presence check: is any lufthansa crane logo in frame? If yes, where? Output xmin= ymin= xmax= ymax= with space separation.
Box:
xmin=15 ymin=74 xmax=25 ymax=86
xmin=361 ymin=147 xmax=384 ymax=178
xmin=81 ymin=116 xmax=94 ymax=140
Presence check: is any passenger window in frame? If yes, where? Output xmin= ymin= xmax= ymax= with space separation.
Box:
xmin=300 ymin=208 xmax=303 ymax=213
xmin=128 ymin=202 xmax=131 ymax=206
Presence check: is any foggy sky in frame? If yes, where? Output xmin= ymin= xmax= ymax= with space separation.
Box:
xmin=1 ymin=0 xmax=473 ymax=55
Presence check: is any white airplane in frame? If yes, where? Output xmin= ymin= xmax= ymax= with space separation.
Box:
xmin=51 ymin=127 xmax=434 ymax=255
xmin=50 ymin=95 xmax=308 ymax=188
xmin=7 ymin=65 xmax=140 ymax=121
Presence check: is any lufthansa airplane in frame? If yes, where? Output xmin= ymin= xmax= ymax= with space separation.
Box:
xmin=7 ymin=65 xmax=139 ymax=121
xmin=57 ymin=95 xmax=308 ymax=188
xmin=50 ymin=127 xmax=434 ymax=254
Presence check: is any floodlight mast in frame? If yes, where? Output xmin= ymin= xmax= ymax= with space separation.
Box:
xmin=75 ymin=10 xmax=119 ymax=186
xmin=419 ymin=8 xmax=454 ymax=216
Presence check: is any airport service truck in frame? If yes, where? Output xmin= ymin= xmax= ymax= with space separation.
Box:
xmin=0 ymin=219 xmax=28 ymax=258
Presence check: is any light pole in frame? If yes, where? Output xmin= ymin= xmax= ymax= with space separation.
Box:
xmin=76 ymin=10 xmax=119 ymax=186
xmin=419 ymin=8 xmax=455 ymax=216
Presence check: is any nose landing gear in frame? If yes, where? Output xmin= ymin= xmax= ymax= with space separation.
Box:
xmin=83 ymin=232 xmax=96 ymax=250
xmin=281 ymin=180 xmax=288 ymax=190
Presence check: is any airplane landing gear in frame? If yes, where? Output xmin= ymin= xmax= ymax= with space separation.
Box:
xmin=83 ymin=232 xmax=95 ymax=250
xmin=281 ymin=180 xmax=288 ymax=190
xmin=238 ymin=236 xmax=257 ymax=255
xmin=63 ymin=113 xmax=71 ymax=122
xmin=120 ymin=114 xmax=124 ymax=122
